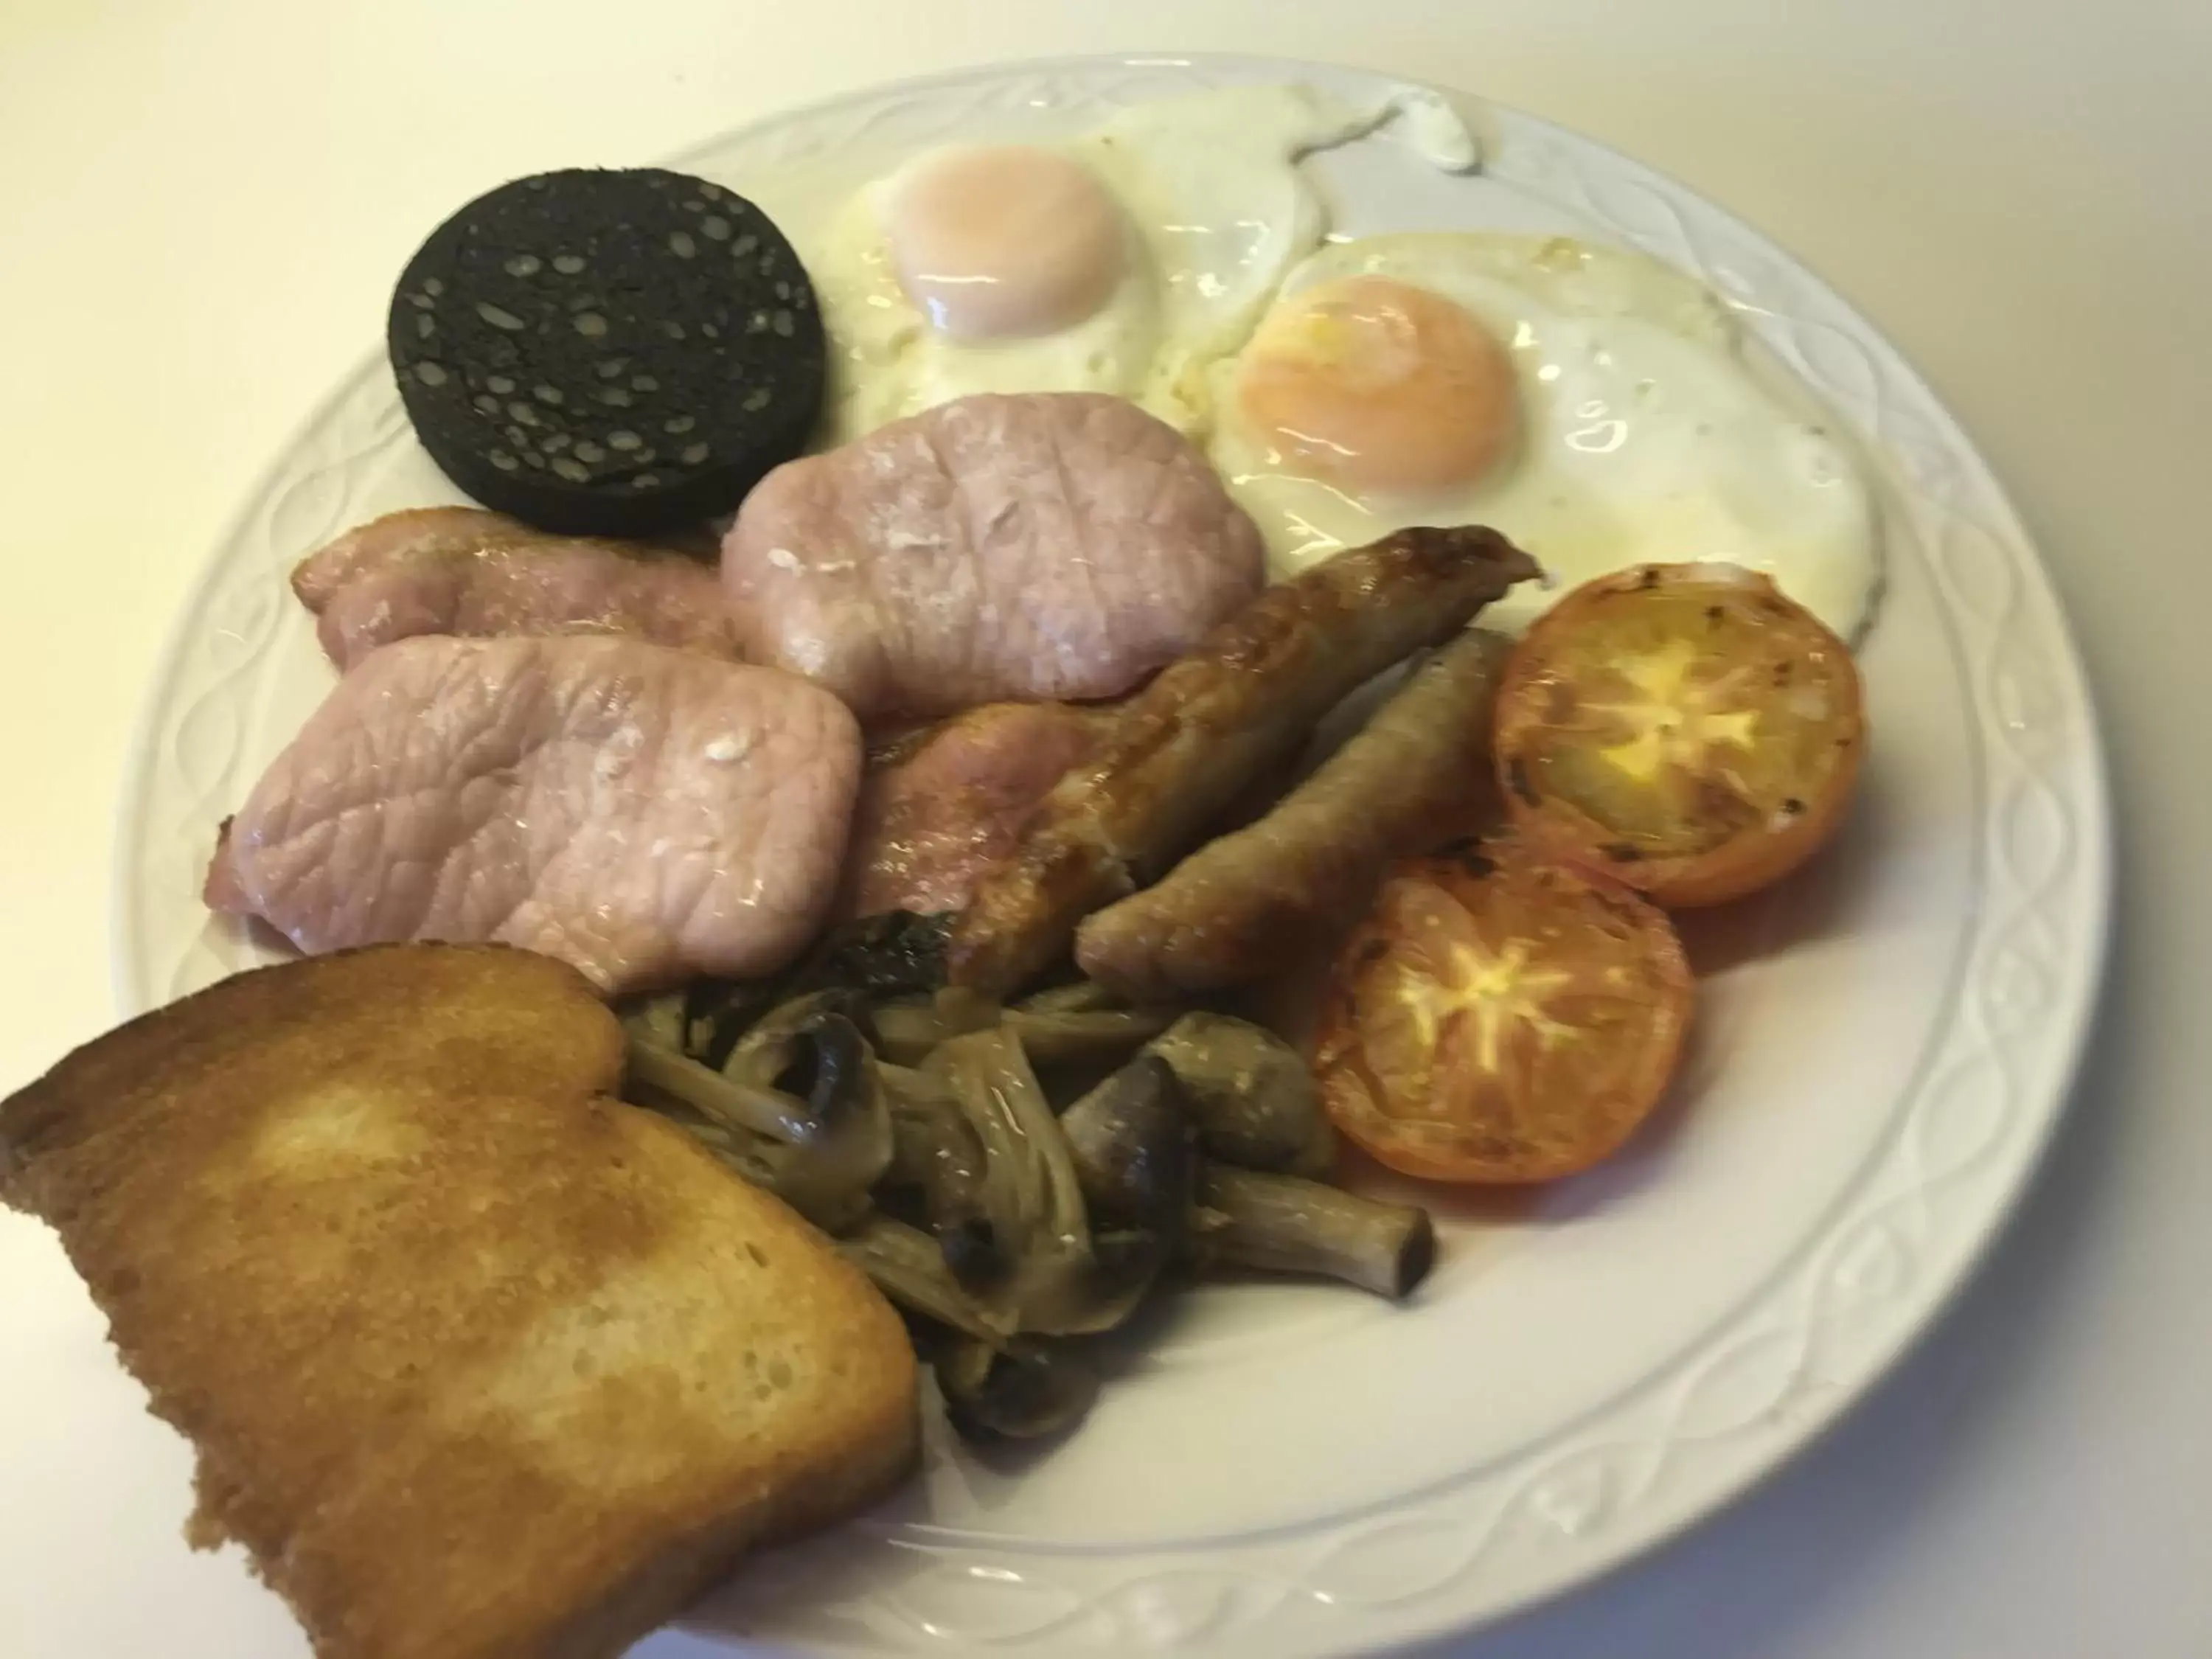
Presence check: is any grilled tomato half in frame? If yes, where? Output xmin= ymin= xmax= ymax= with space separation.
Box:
xmin=1315 ymin=842 xmax=1691 ymax=1183
xmin=1493 ymin=563 xmax=1865 ymax=907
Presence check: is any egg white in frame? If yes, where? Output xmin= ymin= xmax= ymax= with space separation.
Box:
xmin=1208 ymin=233 xmax=1883 ymax=641
xmin=808 ymin=85 xmax=1392 ymax=445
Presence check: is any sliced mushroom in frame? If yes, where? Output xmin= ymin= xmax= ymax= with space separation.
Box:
xmin=927 ymin=1028 xmax=1079 ymax=1245
xmin=1015 ymin=981 xmax=1123 ymax=1017
xmin=1189 ymin=1164 xmax=1435 ymax=1299
xmin=1060 ymin=1054 xmax=1197 ymax=1253
xmin=623 ymin=1010 xmax=892 ymax=1231
xmin=927 ymin=1029 xmax=1164 ymax=1335
xmin=680 ymin=978 xmax=779 ymax=1068
xmin=869 ymin=987 xmax=1002 ymax=1067
xmin=837 ymin=1214 xmax=1014 ymax=1344
xmin=1071 ymin=1228 xmax=1172 ymax=1332
xmin=664 ymin=1113 xmax=871 ymax=1236
xmin=937 ymin=1337 xmax=1102 ymax=1443
xmin=879 ymin=1061 xmax=1001 ymax=1288
xmin=1145 ymin=1012 xmax=1336 ymax=1175
xmin=1002 ymin=1004 xmax=1179 ymax=1068
xmin=722 ymin=990 xmax=860 ymax=1089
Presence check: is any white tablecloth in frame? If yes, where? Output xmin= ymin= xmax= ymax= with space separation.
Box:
xmin=4 ymin=2 xmax=2206 ymax=1654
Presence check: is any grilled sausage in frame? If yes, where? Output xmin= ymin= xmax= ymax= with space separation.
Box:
xmin=1074 ymin=628 xmax=1512 ymax=999
xmin=945 ymin=527 xmax=1539 ymax=995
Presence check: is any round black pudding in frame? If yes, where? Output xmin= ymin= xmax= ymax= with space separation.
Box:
xmin=387 ymin=168 xmax=824 ymax=536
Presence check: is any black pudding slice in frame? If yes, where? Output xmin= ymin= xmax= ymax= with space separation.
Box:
xmin=388 ymin=168 xmax=824 ymax=536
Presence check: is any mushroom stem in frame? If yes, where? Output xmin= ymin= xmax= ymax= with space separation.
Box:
xmin=1013 ymin=981 xmax=1122 ymax=1016
xmin=1192 ymin=1164 xmax=1436 ymax=1299
xmin=1001 ymin=1006 xmax=1178 ymax=1067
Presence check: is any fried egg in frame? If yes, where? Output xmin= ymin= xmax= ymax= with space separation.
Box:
xmin=1208 ymin=233 xmax=1881 ymax=639
xmin=808 ymin=86 xmax=1394 ymax=442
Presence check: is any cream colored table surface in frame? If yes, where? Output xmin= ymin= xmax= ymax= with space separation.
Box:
xmin=4 ymin=3 xmax=2206 ymax=1655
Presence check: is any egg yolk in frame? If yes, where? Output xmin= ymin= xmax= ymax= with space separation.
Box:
xmin=884 ymin=145 xmax=1126 ymax=341
xmin=1234 ymin=276 xmax=1517 ymax=494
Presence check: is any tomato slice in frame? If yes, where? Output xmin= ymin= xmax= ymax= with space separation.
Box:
xmin=1492 ymin=563 xmax=1865 ymax=907
xmin=1315 ymin=844 xmax=1691 ymax=1183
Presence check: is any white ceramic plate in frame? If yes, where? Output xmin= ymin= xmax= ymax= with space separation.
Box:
xmin=110 ymin=53 xmax=2108 ymax=1659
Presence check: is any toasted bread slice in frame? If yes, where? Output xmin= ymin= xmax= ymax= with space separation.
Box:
xmin=0 ymin=943 xmax=917 ymax=1659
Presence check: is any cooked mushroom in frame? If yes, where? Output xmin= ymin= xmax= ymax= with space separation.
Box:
xmin=1145 ymin=1012 xmax=1336 ymax=1175
xmin=1002 ymin=1004 xmax=1179 ymax=1067
xmin=927 ymin=1029 xmax=1165 ymax=1335
xmin=1001 ymin=981 xmax=1187 ymax=1107
xmin=641 ymin=931 xmax=1433 ymax=1446
xmin=622 ymin=990 xmax=687 ymax=1052
xmin=869 ymin=987 xmax=1001 ymax=1067
xmin=927 ymin=1028 xmax=1076 ymax=1245
xmin=1077 ymin=1228 xmax=1172 ymax=1330
xmin=679 ymin=978 xmax=778 ymax=1068
xmin=623 ymin=1009 xmax=892 ymax=1231
xmin=1014 ymin=981 xmax=1121 ymax=1016
xmin=936 ymin=1337 xmax=1101 ymax=1443
xmin=879 ymin=1061 xmax=1002 ymax=1288
xmin=1060 ymin=1054 xmax=1197 ymax=1253
xmin=661 ymin=1112 xmax=877 ymax=1233
xmin=721 ymin=990 xmax=860 ymax=1088
xmin=1189 ymin=1164 xmax=1435 ymax=1298
xmin=837 ymin=1213 xmax=1014 ymax=1344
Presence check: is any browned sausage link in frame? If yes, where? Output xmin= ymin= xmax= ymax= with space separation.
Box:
xmin=945 ymin=527 xmax=1540 ymax=996
xmin=1074 ymin=627 xmax=1514 ymax=1000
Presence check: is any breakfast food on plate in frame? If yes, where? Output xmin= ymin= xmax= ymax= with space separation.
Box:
xmin=1142 ymin=1010 xmax=1338 ymax=1174
xmin=291 ymin=504 xmax=543 ymax=595
xmin=839 ymin=700 xmax=1112 ymax=919
xmin=10 ymin=76 xmax=1905 ymax=1658
xmin=1315 ymin=841 xmax=1694 ymax=1181
xmin=1492 ymin=562 xmax=1866 ymax=905
xmin=947 ymin=525 xmax=1541 ymax=997
xmin=1074 ymin=627 xmax=1514 ymax=999
xmin=0 ymin=944 xmax=917 ymax=1659
xmin=389 ymin=168 xmax=824 ymax=536
xmin=294 ymin=506 xmax=738 ymax=668
xmin=621 ymin=943 xmax=1436 ymax=1439
xmin=204 ymin=636 xmax=860 ymax=994
xmin=721 ymin=391 xmax=1266 ymax=722
xmin=807 ymin=84 xmax=1409 ymax=443
xmin=1207 ymin=232 xmax=1882 ymax=639
xmin=1189 ymin=1164 xmax=1435 ymax=1299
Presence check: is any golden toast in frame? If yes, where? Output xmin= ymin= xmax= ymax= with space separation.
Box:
xmin=0 ymin=943 xmax=917 ymax=1659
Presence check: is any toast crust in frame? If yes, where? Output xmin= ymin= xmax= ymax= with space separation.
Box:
xmin=1 ymin=943 xmax=918 ymax=1659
